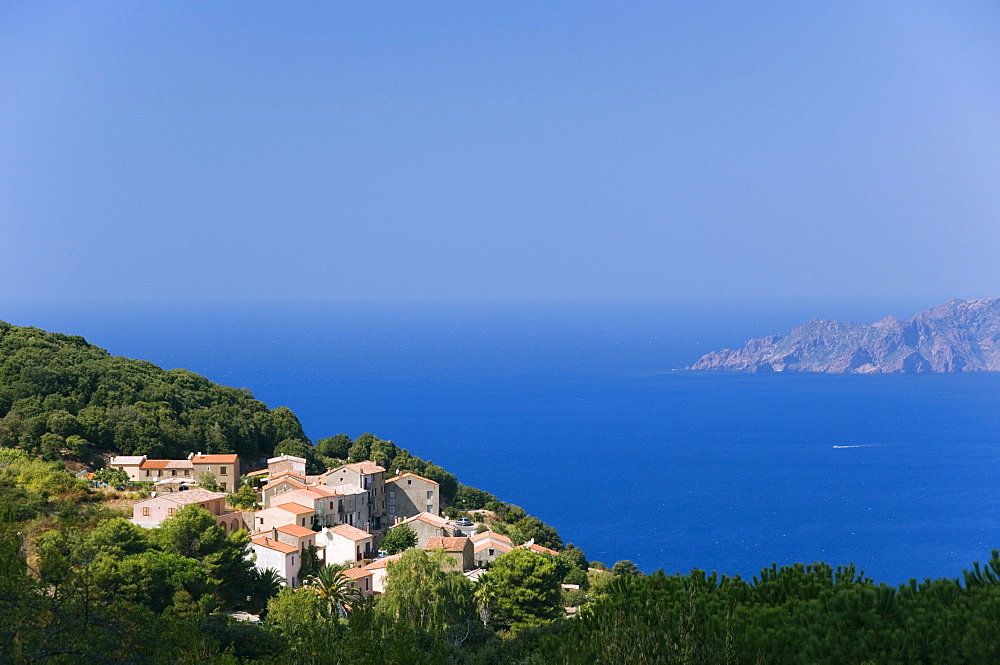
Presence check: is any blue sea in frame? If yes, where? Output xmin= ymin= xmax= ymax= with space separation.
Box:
xmin=5 ymin=299 xmax=999 ymax=584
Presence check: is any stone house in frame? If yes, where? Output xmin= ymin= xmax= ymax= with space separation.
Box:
xmin=253 ymin=502 xmax=316 ymax=532
xmin=472 ymin=531 xmax=514 ymax=568
xmin=325 ymin=484 xmax=369 ymax=529
xmin=425 ymin=536 xmax=474 ymax=572
xmin=361 ymin=553 xmax=403 ymax=594
xmin=323 ymin=461 xmax=386 ymax=530
xmin=109 ymin=455 xmax=147 ymax=482
xmin=317 ymin=524 xmax=374 ymax=565
xmin=385 ymin=472 xmax=439 ymax=521
xmin=397 ymin=512 xmax=452 ymax=549
xmin=267 ymin=454 xmax=306 ymax=478
xmin=190 ymin=453 xmax=240 ymax=491
xmin=138 ymin=459 xmax=194 ymax=482
xmin=341 ymin=566 xmax=374 ymax=597
xmin=250 ymin=535 xmax=302 ymax=588
xmin=260 ymin=473 xmax=306 ymax=507
xmin=131 ymin=488 xmax=240 ymax=532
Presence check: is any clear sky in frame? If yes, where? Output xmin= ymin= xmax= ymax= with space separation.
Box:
xmin=2 ymin=2 xmax=998 ymax=305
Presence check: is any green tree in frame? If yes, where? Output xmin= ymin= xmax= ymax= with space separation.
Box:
xmin=379 ymin=549 xmax=476 ymax=634
xmin=481 ymin=548 xmax=563 ymax=630
xmin=93 ymin=466 xmax=130 ymax=487
xmin=227 ymin=482 xmax=259 ymax=510
xmin=274 ymin=438 xmax=325 ymax=475
xmin=612 ymin=559 xmax=641 ymax=577
xmin=348 ymin=432 xmax=377 ymax=462
xmin=305 ymin=564 xmax=363 ymax=617
xmin=381 ymin=523 xmax=418 ymax=555
xmin=316 ymin=433 xmax=351 ymax=459
xmin=197 ymin=470 xmax=219 ymax=490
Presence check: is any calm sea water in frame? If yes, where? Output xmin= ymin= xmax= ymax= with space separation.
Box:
xmin=5 ymin=300 xmax=999 ymax=584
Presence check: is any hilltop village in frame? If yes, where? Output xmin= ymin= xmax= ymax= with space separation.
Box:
xmin=110 ymin=452 xmax=565 ymax=598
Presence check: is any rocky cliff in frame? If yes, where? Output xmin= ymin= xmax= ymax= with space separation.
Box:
xmin=687 ymin=298 xmax=1000 ymax=373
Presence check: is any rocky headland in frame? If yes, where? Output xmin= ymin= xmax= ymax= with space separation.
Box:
xmin=687 ymin=298 xmax=1000 ymax=373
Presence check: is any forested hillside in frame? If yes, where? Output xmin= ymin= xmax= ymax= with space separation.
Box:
xmin=0 ymin=321 xmax=308 ymax=462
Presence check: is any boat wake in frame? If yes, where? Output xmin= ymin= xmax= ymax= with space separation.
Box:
xmin=832 ymin=444 xmax=875 ymax=449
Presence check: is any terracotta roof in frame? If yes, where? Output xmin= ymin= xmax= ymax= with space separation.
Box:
xmin=270 ymin=470 xmax=306 ymax=481
xmin=140 ymin=459 xmax=193 ymax=469
xmin=246 ymin=469 xmax=269 ymax=477
xmin=363 ymin=553 xmax=403 ymax=571
xmin=192 ymin=454 xmax=239 ymax=464
xmin=472 ymin=531 xmax=513 ymax=546
xmin=474 ymin=541 xmax=512 ymax=554
xmin=110 ymin=455 xmax=146 ymax=466
xmin=275 ymin=524 xmax=316 ymax=538
xmin=385 ymin=472 xmax=439 ymax=486
xmin=262 ymin=478 xmax=305 ymax=491
xmin=273 ymin=502 xmax=315 ymax=515
xmin=295 ymin=485 xmax=339 ymax=498
xmin=400 ymin=512 xmax=448 ymax=529
xmin=341 ymin=567 xmax=372 ymax=580
xmin=426 ymin=537 xmax=471 ymax=551
xmin=519 ymin=542 xmax=559 ymax=557
xmin=137 ymin=488 xmax=227 ymax=506
xmin=328 ymin=524 xmax=372 ymax=542
xmin=329 ymin=461 xmax=385 ymax=476
xmin=251 ymin=536 xmax=297 ymax=554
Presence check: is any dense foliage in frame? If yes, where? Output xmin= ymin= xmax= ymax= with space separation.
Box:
xmin=0 ymin=321 xmax=308 ymax=462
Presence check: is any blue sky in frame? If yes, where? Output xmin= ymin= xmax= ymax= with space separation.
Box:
xmin=2 ymin=2 xmax=998 ymax=304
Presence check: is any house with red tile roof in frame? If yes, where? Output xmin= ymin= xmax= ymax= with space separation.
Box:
xmin=361 ymin=553 xmax=403 ymax=593
xmin=261 ymin=473 xmax=307 ymax=506
xmin=250 ymin=535 xmax=304 ymax=588
xmin=425 ymin=536 xmax=474 ymax=572
xmin=517 ymin=540 xmax=559 ymax=557
xmin=138 ymin=458 xmax=194 ymax=482
xmin=340 ymin=566 xmax=374 ymax=596
xmin=131 ymin=488 xmax=241 ymax=532
xmin=323 ymin=461 xmax=387 ymax=530
xmin=318 ymin=523 xmax=374 ymax=565
xmin=385 ymin=472 xmax=439 ymax=521
xmin=190 ymin=453 xmax=240 ymax=491
xmin=253 ymin=502 xmax=316 ymax=532
xmin=472 ymin=531 xmax=514 ymax=568
xmin=397 ymin=511 xmax=452 ymax=549
xmin=109 ymin=455 xmax=147 ymax=482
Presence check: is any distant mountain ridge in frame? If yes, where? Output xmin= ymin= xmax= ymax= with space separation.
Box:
xmin=687 ymin=298 xmax=1000 ymax=373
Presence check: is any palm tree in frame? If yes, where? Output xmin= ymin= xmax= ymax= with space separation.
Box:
xmin=305 ymin=564 xmax=362 ymax=617
xmin=249 ymin=567 xmax=284 ymax=614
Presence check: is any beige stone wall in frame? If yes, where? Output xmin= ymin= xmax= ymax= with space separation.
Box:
xmin=387 ymin=476 xmax=438 ymax=520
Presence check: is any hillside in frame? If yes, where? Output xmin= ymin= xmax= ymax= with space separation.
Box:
xmin=0 ymin=321 xmax=308 ymax=462
xmin=687 ymin=298 xmax=1000 ymax=373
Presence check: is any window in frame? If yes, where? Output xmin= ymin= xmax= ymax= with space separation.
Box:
xmin=184 ymin=470 xmax=190 ymax=476
xmin=171 ymin=470 xmax=177 ymax=476
xmin=426 ymin=490 xmax=433 ymax=500
xmin=142 ymin=507 xmax=150 ymax=517
xmin=145 ymin=470 xmax=150 ymax=477
xmin=259 ymin=517 xmax=264 ymax=525
xmin=168 ymin=508 xmax=175 ymax=517
xmin=389 ymin=505 xmax=396 ymax=514
xmin=489 ymin=548 xmax=495 ymax=556
xmin=427 ymin=504 xmax=433 ymax=513
xmin=407 ymin=479 xmax=412 ymax=485
xmin=220 ymin=466 xmax=227 ymax=475
xmin=389 ymin=490 xmax=395 ymax=499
